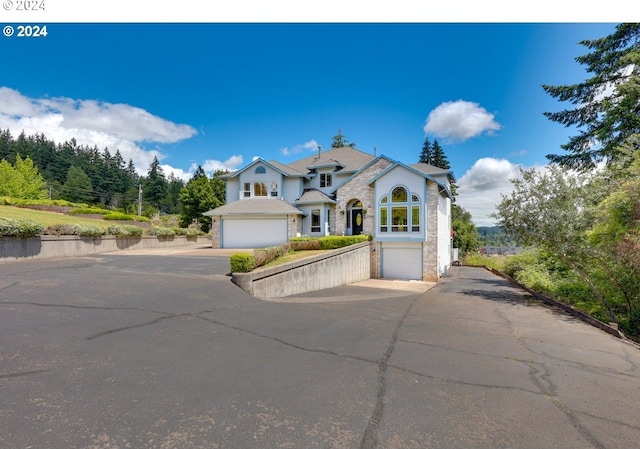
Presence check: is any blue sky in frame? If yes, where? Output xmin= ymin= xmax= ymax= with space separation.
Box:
xmin=0 ymin=20 xmax=619 ymax=225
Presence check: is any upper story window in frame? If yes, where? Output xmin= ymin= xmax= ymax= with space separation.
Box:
xmin=270 ymin=182 xmax=278 ymax=197
xmin=255 ymin=166 xmax=267 ymax=174
xmin=243 ymin=182 xmax=251 ymax=197
xmin=320 ymin=173 xmax=332 ymax=188
xmin=379 ymin=186 xmax=421 ymax=233
xmin=254 ymin=182 xmax=267 ymax=197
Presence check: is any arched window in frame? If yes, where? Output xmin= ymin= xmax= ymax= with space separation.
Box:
xmin=379 ymin=186 xmax=421 ymax=233
xmin=255 ymin=166 xmax=266 ymax=174
xmin=391 ymin=186 xmax=407 ymax=202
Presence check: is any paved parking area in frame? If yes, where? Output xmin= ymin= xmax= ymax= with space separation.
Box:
xmin=1 ymin=251 xmax=639 ymax=449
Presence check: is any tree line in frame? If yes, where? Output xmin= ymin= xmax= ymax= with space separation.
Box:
xmin=0 ymin=130 xmax=225 ymax=231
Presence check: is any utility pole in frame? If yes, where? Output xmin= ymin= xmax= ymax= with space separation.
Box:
xmin=137 ymin=183 xmax=143 ymax=216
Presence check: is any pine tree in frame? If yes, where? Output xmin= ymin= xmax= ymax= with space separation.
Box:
xmin=543 ymin=23 xmax=640 ymax=170
xmin=431 ymin=140 xmax=451 ymax=170
xmin=330 ymin=129 xmax=356 ymax=148
xmin=143 ymin=156 xmax=167 ymax=211
xmin=419 ymin=137 xmax=433 ymax=163
xmin=63 ymin=165 xmax=94 ymax=203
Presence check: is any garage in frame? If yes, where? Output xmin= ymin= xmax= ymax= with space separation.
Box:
xmin=222 ymin=217 xmax=288 ymax=248
xmin=381 ymin=242 xmax=423 ymax=280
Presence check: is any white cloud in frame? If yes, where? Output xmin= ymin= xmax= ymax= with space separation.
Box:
xmin=280 ymin=139 xmax=319 ymax=156
xmin=0 ymin=86 xmax=197 ymax=176
xmin=161 ymin=155 xmax=244 ymax=182
xmin=424 ymin=100 xmax=501 ymax=141
xmin=455 ymin=157 xmax=546 ymax=227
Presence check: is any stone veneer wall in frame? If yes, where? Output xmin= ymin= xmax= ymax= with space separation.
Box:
xmin=423 ymin=181 xmax=440 ymax=281
xmin=210 ymin=215 xmax=221 ymax=248
xmin=334 ymin=158 xmax=393 ymax=237
xmin=334 ymin=158 xmax=393 ymax=279
xmin=288 ymin=214 xmax=302 ymax=238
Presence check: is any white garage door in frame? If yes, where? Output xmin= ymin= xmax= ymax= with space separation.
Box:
xmin=381 ymin=243 xmax=423 ymax=280
xmin=222 ymin=218 xmax=288 ymax=248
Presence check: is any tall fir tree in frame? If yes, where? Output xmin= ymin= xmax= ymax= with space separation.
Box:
xmin=143 ymin=156 xmax=167 ymax=211
xmin=431 ymin=140 xmax=451 ymax=170
xmin=419 ymin=137 xmax=434 ymax=163
xmin=543 ymin=23 xmax=640 ymax=170
xmin=330 ymin=129 xmax=356 ymax=148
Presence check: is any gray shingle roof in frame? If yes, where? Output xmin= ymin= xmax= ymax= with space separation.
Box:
xmin=266 ymin=159 xmax=308 ymax=176
xmin=203 ymin=198 xmax=303 ymax=216
xmin=286 ymin=147 xmax=376 ymax=174
xmin=409 ymin=163 xmax=451 ymax=175
xmin=293 ymin=189 xmax=336 ymax=205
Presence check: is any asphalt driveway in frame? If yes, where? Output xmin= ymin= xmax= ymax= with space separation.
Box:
xmin=1 ymin=252 xmax=639 ymax=449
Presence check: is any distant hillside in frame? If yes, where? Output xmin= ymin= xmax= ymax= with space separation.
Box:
xmin=477 ymin=226 xmax=518 ymax=246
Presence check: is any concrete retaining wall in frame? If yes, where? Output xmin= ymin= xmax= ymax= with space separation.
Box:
xmin=232 ymin=242 xmax=371 ymax=299
xmin=0 ymin=235 xmax=210 ymax=261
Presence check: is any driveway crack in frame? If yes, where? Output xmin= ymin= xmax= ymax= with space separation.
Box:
xmin=86 ymin=314 xmax=189 ymax=340
xmin=359 ymin=295 xmax=420 ymax=449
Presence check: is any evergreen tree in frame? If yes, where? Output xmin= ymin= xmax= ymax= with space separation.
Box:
xmin=330 ymin=129 xmax=356 ymax=148
xmin=179 ymin=168 xmax=227 ymax=232
xmin=419 ymin=137 xmax=434 ymax=163
xmin=143 ymin=156 xmax=167 ymax=211
xmin=431 ymin=140 xmax=451 ymax=170
xmin=419 ymin=137 xmax=451 ymax=170
xmin=62 ymin=165 xmax=94 ymax=203
xmin=543 ymin=23 xmax=640 ymax=170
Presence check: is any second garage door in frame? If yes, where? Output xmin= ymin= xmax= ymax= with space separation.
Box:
xmin=222 ymin=218 xmax=288 ymax=248
xmin=381 ymin=242 xmax=423 ymax=280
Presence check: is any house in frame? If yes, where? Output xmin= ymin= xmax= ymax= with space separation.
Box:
xmin=203 ymin=146 xmax=455 ymax=281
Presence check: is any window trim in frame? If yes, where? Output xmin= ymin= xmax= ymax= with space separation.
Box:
xmin=253 ymin=182 xmax=267 ymax=197
xmin=311 ymin=209 xmax=321 ymax=233
xmin=379 ymin=185 xmax=421 ymax=233
xmin=320 ymin=173 xmax=332 ymax=188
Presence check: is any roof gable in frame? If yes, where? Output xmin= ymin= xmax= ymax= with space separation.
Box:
xmin=219 ymin=158 xmax=290 ymax=179
xmin=369 ymin=159 xmax=454 ymax=198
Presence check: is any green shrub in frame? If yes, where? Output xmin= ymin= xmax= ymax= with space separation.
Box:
xmin=69 ymin=207 xmax=111 ymax=215
xmin=230 ymin=253 xmax=256 ymax=273
xmin=107 ymin=225 xmax=144 ymax=237
xmin=44 ymin=223 xmax=105 ymax=236
xmin=254 ymin=243 xmax=292 ymax=267
xmin=73 ymin=224 xmax=106 ymax=237
xmin=104 ymin=212 xmax=136 ymax=221
xmin=290 ymin=239 xmax=321 ymax=251
xmin=151 ymin=226 xmax=176 ymax=237
xmin=0 ymin=218 xmax=44 ymax=237
xmin=315 ymin=234 xmax=371 ymax=249
xmin=177 ymin=227 xmax=202 ymax=237
xmin=501 ymin=251 xmax=539 ymax=278
xmin=461 ymin=253 xmax=505 ymax=270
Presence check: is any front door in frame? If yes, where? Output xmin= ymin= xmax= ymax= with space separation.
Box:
xmin=351 ymin=209 xmax=363 ymax=235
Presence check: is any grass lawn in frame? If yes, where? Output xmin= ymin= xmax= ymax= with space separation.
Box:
xmin=262 ymin=249 xmax=330 ymax=268
xmin=0 ymin=205 xmax=114 ymax=229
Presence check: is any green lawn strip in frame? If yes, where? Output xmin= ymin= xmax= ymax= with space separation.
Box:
xmin=261 ymin=249 xmax=330 ymax=268
xmin=1 ymin=205 xmax=118 ymax=229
